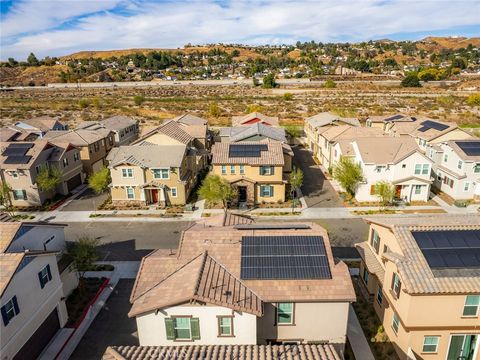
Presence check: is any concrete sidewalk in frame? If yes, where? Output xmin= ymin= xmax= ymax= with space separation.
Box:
xmin=347 ymin=304 xmax=376 ymax=360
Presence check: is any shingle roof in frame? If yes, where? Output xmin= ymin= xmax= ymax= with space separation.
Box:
xmin=353 ymin=136 xmax=425 ymax=165
xmin=392 ymin=119 xmax=465 ymax=141
xmin=107 ymin=145 xmax=186 ymax=168
xmin=0 ymin=140 xmax=55 ymax=169
xmin=232 ymin=112 xmax=279 ymax=127
xmin=17 ymin=116 xmax=61 ymax=132
xmin=212 ymin=142 xmax=284 ymax=165
xmin=101 ymin=116 xmax=138 ymax=131
xmin=222 ymin=123 xmax=287 ymax=143
xmin=0 ymin=127 xmax=21 ymax=142
xmin=366 ymin=215 xmax=480 ymax=295
xmin=135 ymin=120 xmax=194 ymax=145
xmin=306 ymin=112 xmax=360 ymax=128
xmin=172 ymin=114 xmax=208 ymax=126
xmin=103 ymin=344 xmax=341 ymax=360
xmin=367 ymin=114 xmax=416 ymax=124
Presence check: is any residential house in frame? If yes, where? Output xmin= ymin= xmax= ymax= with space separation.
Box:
xmin=0 ymin=127 xmax=39 ymax=142
xmin=366 ymin=114 xmax=417 ymax=131
xmin=219 ymin=123 xmax=287 ymax=143
xmin=231 ymin=112 xmax=279 ymax=127
xmin=77 ymin=116 xmax=139 ymax=146
xmin=0 ymin=218 xmax=78 ymax=360
xmin=43 ymin=128 xmax=115 ymax=176
xmin=387 ymin=119 xmax=472 ymax=151
xmin=13 ymin=116 xmax=67 ymax=138
xmin=128 ymin=217 xmax=355 ymax=356
xmin=172 ymin=113 xmax=212 ymax=150
xmin=345 ymin=137 xmax=433 ymax=202
xmin=426 ymin=139 xmax=480 ymax=201
xmin=0 ymin=141 xmax=83 ymax=207
xmin=356 ymin=216 xmax=480 ymax=360
xmin=211 ymin=142 xmax=290 ymax=205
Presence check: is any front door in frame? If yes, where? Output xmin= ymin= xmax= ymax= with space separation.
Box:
xmin=151 ymin=189 xmax=159 ymax=203
xmin=238 ymin=186 xmax=247 ymax=202
xmin=395 ymin=185 xmax=402 ymax=198
xmin=447 ymin=335 xmax=479 ymax=360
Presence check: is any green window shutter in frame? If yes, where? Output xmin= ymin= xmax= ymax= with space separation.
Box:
xmin=164 ymin=318 xmax=175 ymax=340
xmin=191 ymin=318 xmax=200 ymax=340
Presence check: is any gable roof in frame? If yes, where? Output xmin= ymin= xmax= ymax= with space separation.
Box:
xmin=16 ymin=116 xmax=62 ymax=132
xmin=306 ymin=112 xmax=360 ymax=128
xmin=129 ymin=252 xmax=263 ymax=317
xmin=221 ymin=123 xmax=287 ymax=143
xmin=43 ymin=128 xmax=112 ymax=146
xmin=0 ymin=253 xmax=25 ymax=296
xmin=0 ymin=140 xmax=56 ymax=169
xmin=101 ymin=116 xmax=137 ymax=131
xmin=321 ymin=125 xmax=384 ymax=142
xmin=367 ymin=114 xmax=417 ymax=124
xmin=172 ymin=113 xmax=207 ymax=126
xmin=232 ymin=112 xmax=279 ymax=127
xmin=447 ymin=140 xmax=480 ymax=162
xmin=107 ymin=145 xmax=186 ymax=168
xmin=134 ymin=120 xmax=194 ymax=145
xmin=212 ymin=141 xmax=284 ymax=165
xmin=0 ymin=223 xmax=22 ymax=253
xmin=353 ymin=136 xmax=425 ymax=165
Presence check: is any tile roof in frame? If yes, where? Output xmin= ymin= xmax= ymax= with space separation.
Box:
xmin=355 ymin=242 xmax=385 ymax=285
xmin=321 ymin=125 xmax=384 ymax=142
xmin=130 ymin=221 xmax=355 ymax=317
xmin=306 ymin=112 xmax=360 ymax=128
xmin=367 ymin=114 xmax=416 ymax=124
xmin=0 ymin=222 xmax=21 ymax=253
xmin=107 ymin=145 xmax=186 ymax=168
xmin=17 ymin=116 xmax=61 ymax=132
xmin=197 ymin=212 xmax=255 ymax=227
xmin=0 ymin=127 xmax=21 ymax=142
xmin=103 ymin=344 xmax=341 ymax=360
xmin=232 ymin=112 xmax=279 ymax=127
xmin=366 ymin=215 xmax=480 ymax=295
xmin=101 ymin=116 xmax=138 ymax=131
xmin=0 ymin=140 xmax=55 ymax=169
xmin=0 ymin=212 xmax=15 ymax=223
xmin=172 ymin=114 xmax=208 ymax=126
xmin=0 ymin=253 xmax=24 ymax=296
xmin=222 ymin=123 xmax=287 ymax=143
xmin=447 ymin=140 xmax=480 ymax=162
xmin=212 ymin=141 xmax=284 ymax=165
xmin=135 ymin=120 xmax=194 ymax=145
xmin=353 ymin=136 xmax=425 ymax=165
xmin=392 ymin=119 xmax=465 ymax=141
xmin=43 ymin=128 xmax=112 ymax=146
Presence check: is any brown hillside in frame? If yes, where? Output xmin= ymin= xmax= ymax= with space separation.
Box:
xmin=0 ymin=65 xmax=68 ymax=86
xmin=418 ymin=37 xmax=480 ymax=51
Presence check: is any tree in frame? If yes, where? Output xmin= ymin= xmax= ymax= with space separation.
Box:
xmin=289 ymin=167 xmax=304 ymax=211
xmin=451 ymin=57 xmax=467 ymax=70
xmin=284 ymin=125 xmax=302 ymax=140
xmin=333 ymin=157 xmax=363 ymax=197
xmin=374 ymin=181 xmax=396 ymax=207
xmin=208 ymin=103 xmax=221 ymax=118
xmin=88 ymin=167 xmax=111 ymax=194
xmin=133 ymin=95 xmax=145 ymax=106
xmin=36 ymin=166 xmax=62 ymax=192
xmin=262 ymin=73 xmax=277 ymax=89
xmin=68 ymin=235 xmax=100 ymax=290
xmin=324 ymin=79 xmax=336 ymax=88
xmin=198 ymin=174 xmax=237 ymax=210
xmin=7 ymin=58 xmax=17 ymax=67
xmin=0 ymin=182 xmax=14 ymax=217
xmin=27 ymin=52 xmax=39 ymax=66
xmin=401 ymin=73 xmax=421 ymax=87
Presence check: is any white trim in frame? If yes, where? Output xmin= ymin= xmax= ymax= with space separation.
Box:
xmin=171 ymin=187 xmax=178 ymax=198
xmin=126 ymin=187 xmax=135 ymax=199
xmin=151 ymin=168 xmax=170 ymax=180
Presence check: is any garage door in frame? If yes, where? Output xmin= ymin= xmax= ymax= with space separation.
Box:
xmin=13 ymin=308 xmax=60 ymax=360
xmin=66 ymin=173 xmax=82 ymax=192
xmin=92 ymin=159 xmax=104 ymax=173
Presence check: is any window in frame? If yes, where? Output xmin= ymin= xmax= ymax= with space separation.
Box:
xmin=444 ymin=154 xmax=448 ymax=162
xmin=422 ymin=336 xmax=440 ymax=353
xmin=260 ymin=166 xmax=274 ymax=176
xmin=475 ymin=164 xmax=480 ymax=173
xmin=437 ymin=172 xmax=442 ymax=181
xmin=126 ymin=187 xmax=134 ymax=199
xmin=260 ymin=185 xmax=273 ymax=197
xmin=94 ymin=142 xmax=100 ymax=152
xmin=171 ymin=188 xmax=177 ymax=198
xmin=174 ymin=317 xmax=191 ymax=340
xmin=464 ymin=182 xmax=470 ymax=192
xmin=376 ymin=286 xmax=383 ymax=305
xmin=421 ymin=164 xmax=429 ymax=175
xmin=38 ymin=264 xmax=52 ymax=289
xmin=221 ymin=165 xmax=227 ymax=175
xmin=1 ymin=296 xmax=19 ymax=326
xmin=230 ymin=165 xmax=236 ymax=175
xmin=370 ymin=229 xmax=380 ymax=254
xmin=415 ymin=185 xmax=422 ymax=195
xmin=362 ymin=268 xmax=369 ymax=285
xmin=10 ymin=171 xmax=18 ymax=178
xmin=73 ymin=152 xmax=80 ymax=162
xmin=153 ymin=168 xmax=169 ymax=179
xmin=391 ymin=273 xmax=402 ymax=299
xmin=414 ymin=164 xmax=421 ymax=174
xmin=239 ymin=165 xmax=245 ymax=175
xmin=458 ymin=160 xmax=463 ymax=170
xmin=391 ymin=312 xmax=400 ymax=334
xmin=277 ymin=303 xmax=294 ymax=325
xmin=218 ymin=316 xmax=233 ymax=337
xmin=63 ymin=158 xmax=69 ymax=167
xmin=122 ymin=168 xmax=133 ymax=178
xmin=12 ymin=189 xmax=27 ymax=200
xmin=463 ymin=295 xmax=480 ymax=316
xmin=164 ymin=317 xmax=200 ymax=341
xmin=402 ymin=164 xmax=406 ymax=169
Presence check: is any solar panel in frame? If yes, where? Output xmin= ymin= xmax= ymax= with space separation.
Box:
xmin=2 ymin=143 xmax=33 ymax=157
xmin=384 ymin=114 xmax=404 ymax=122
xmin=417 ymin=120 xmax=449 ymax=132
xmin=411 ymin=230 xmax=480 ymax=269
xmin=4 ymin=155 xmax=32 ymax=164
xmin=455 ymin=141 xmax=480 ymax=157
xmin=234 ymin=224 xmax=311 ymax=230
xmin=229 ymin=144 xmax=268 ymax=158
xmin=240 ymin=235 xmax=332 ymax=280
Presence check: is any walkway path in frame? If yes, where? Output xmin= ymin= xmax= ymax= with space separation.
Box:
xmin=347 ymin=304 xmax=376 ymax=360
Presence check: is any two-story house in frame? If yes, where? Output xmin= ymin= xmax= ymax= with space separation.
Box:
xmin=43 ymin=128 xmax=115 ymax=176
xmin=0 ymin=218 xmax=78 ymax=360
xmin=426 ymin=140 xmax=480 ymax=201
xmin=13 ymin=116 xmax=67 ymax=138
xmin=77 ymin=116 xmax=139 ymax=146
xmin=347 ymin=137 xmax=433 ymax=202
xmin=172 ymin=113 xmax=212 ymax=150
xmin=211 ymin=142 xmax=289 ymax=205
xmin=232 ymin=112 xmax=279 ymax=127
xmin=0 ymin=141 xmax=83 ymax=207
xmin=219 ymin=123 xmax=287 ymax=143
xmin=365 ymin=114 xmax=417 ymax=132
xmin=128 ymin=216 xmax=355 ymax=356
xmin=356 ymin=216 xmax=480 ymax=360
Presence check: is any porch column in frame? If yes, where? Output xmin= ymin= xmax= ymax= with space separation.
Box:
xmin=160 ymin=188 xmax=166 ymax=202
xmin=140 ymin=189 xmax=145 ymax=201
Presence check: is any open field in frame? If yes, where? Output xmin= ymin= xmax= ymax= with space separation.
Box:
xmin=1 ymin=82 xmax=479 ymax=130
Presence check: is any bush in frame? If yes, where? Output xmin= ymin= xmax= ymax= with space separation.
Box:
xmin=78 ymin=98 xmax=90 ymax=109
xmin=466 ymin=93 xmax=480 ymax=107
xmin=324 ymin=79 xmax=336 ymax=88
xmin=401 ymin=73 xmax=421 ymax=87
xmin=283 ymin=92 xmax=293 ymax=101
xmin=133 ymin=95 xmax=145 ymax=106
xmin=262 ymin=73 xmax=277 ymax=89
xmin=208 ymin=103 xmax=221 ymax=118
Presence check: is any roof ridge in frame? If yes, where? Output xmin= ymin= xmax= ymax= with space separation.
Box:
xmin=193 ymin=251 xmax=209 ymax=296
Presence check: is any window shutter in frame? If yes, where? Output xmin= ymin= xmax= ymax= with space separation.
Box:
xmin=38 ymin=271 xmax=45 ymax=289
xmin=260 ymin=186 xmax=265 ymax=197
xmin=47 ymin=264 xmax=52 ymax=281
xmin=1 ymin=305 xmax=9 ymax=326
xmin=22 ymin=190 xmax=27 ymax=200
xmin=396 ymin=280 xmax=402 ymax=299
xmin=270 ymin=166 xmax=275 ymax=175
xmin=191 ymin=318 xmax=200 ymax=340
xmin=269 ymin=185 xmax=274 ymax=197
xmin=164 ymin=318 xmax=175 ymax=340
xmin=260 ymin=167 xmax=265 ymax=175
xmin=391 ymin=274 xmax=396 ymax=291
xmin=12 ymin=296 xmax=19 ymax=315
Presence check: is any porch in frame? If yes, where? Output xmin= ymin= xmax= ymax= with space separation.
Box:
xmin=140 ymin=182 xmax=167 ymax=207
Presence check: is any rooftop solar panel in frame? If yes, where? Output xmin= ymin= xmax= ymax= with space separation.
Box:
xmin=411 ymin=230 xmax=480 ymax=269
xmin=3 ymin=155 xmax=32 ymax=164
xmin=455 ymin=141 xmax=480 ymax=157
xmin=2 ymin=143 xmax=33 ymax=157
xmin=229 ymin=144 xmax=268 ymax=158
xmin=234 ymin=224 xmax=311 ymax=230
xmin=417 ymin=120 xmax=449 ymax=133
xmin=384 ymin=114 xmax=404 ymax=122
xmin=240 ymin=235 xmax=331 ymax=280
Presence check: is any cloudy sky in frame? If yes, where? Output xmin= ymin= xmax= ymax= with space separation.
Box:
xmin=1 ymin=0 xmax=479 ymax=60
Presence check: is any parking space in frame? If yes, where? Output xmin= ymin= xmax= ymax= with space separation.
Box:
xmin=61 ymin=188 xmax=109 ymax=211
xmin=292 ymin=146 xmax=343 ymax=208
xmin=70 ymin=280 xmax=138 ymax=360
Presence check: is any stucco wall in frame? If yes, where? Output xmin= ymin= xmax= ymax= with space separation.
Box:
xmin=7 ymin=225 xmax=66 ymax=253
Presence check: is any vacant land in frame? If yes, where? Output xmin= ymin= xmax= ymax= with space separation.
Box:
xmin=1 ymin=82 xmax=479 ymax=130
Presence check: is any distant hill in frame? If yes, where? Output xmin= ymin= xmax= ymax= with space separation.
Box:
xmin=418 ymin=36 xmax=480 ymax=51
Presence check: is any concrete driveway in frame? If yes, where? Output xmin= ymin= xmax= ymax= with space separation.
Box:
xmin=61 ymin=188 xmax=109 ymax=211
xmin=70 ymin=280 xmax=138 ymax=360
xmin=293 ymin=147 xmax=343 ymax=208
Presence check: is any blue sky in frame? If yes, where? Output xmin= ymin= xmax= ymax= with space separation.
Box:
xmin=1 ymin=0 xmax=479 ymax=60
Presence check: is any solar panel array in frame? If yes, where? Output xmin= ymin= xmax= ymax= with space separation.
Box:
xmin=1 ymin=143 xmax=33 ymax=164
xmin=229 ymin=144 xmax=268 ymax=158
xmin=411 ymin=230 xmax=480 ymax=269
xmin=384 ymin=114 xmax=405 ymax=122
xmin=455 ymin=141 xmax=480 ymax=157
xmin=417 ymin=120 xmax=449 ymax=133
xmin=240 ymin=235 xmax=332 ymax=280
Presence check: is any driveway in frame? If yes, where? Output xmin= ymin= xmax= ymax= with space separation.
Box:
xmin=70 ymin=280 xmax=138 ymax=360
xmin=61 ymin=188 xmax=109 ymax=211
xmin=293 ymin=146 xmax=342 ymax=208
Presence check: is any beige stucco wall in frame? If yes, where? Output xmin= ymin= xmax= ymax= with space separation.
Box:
xmin=136 ymin=303 xmax=257 ymax=346
xmin=141 ymin=132 xmax=185 ymax=146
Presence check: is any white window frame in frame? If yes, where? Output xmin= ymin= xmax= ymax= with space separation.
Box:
xmin=218 ymin=316 xmax=233 ymax=337
xmin=277 ymin=303 xmax=294 ymax=325
xmin=12 ymin=189 xmax=26 ymax=200
xmin=464 ymin=182 xmax=470 ymax=192
xmin=122 ymin=168 xmax=133 ymax=178
xmin=221 ymin=165 xmax=227 ymax=175
xmin=73 ymin=152 xmax=80 ymax=162
xmin=458 ymin=160 xmax=463 ymax=170
xmin=239 ymin=165 xmax=245 ymax=175
xmin=153 ymin=168 xmax=169 ymax=179
xmin=173 ymin=317 xmax=192 ymax=340
xmin=230 ymin=165 xmax=236 ymax=175
xmin=376 ymin=286 xmax=383 ymax=305
xmin=422 ymin=336 xmax=439 ymax=353
xmin=260 ymin=185 xmax=272 ymax=197
xmin=463 ymin=295 xmax=480 ymax=317
xmin=126 ymin=187 xmax=135 ymax=199
xmin=415 ymin=185 xmax=422 ymax=195
xmin=391 ymin=312 xmax=400 ymax=334
xmin=3 ymin=298 xmax=19 ymax=322
xmin=443 ymin=154 xmax=448 ymax=162
xmin=392 ymin=273 xmax=401 ymax=299
xmin=414 ymin=164 xmax=422 ymax=175
xmin=171 ymin=187 xmax=177 ymax=198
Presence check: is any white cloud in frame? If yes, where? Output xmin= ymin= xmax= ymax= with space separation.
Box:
xmin=1 ymin=0 xmax=479 ymax=60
